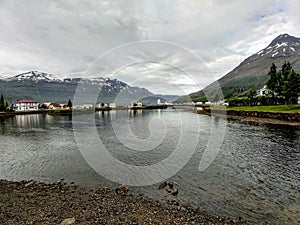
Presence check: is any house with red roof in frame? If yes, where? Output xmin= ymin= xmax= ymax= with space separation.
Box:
xmin=48 ymin=102 xmax=62 ymax=110
xmin=14 ymin=99 xmax=39 ymax=111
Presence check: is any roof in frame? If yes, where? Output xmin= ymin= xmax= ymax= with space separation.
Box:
xmin=49 ymin=103 xmax=61 ymax=107
xmin=17 ymin=99 xmax=38 ymax=103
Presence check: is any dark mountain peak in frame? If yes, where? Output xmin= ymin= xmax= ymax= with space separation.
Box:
xmin=269 ymin=33 xmax=300 ymax=46
xmin=249 ymin=34 xmax=300 ymax=60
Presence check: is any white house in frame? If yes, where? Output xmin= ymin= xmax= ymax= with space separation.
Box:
xmin=109 ymin=103 xmax=116 ymax=108
xmin=256 ymin=85 xmax=270 ymax=96
xmin=14 ymin=100 xmax=39 ymax=111
xmin=131 ymin=101 xmax=142 ymax=107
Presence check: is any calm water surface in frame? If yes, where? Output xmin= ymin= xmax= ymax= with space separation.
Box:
xmin=0 ymin=109 xmax=299 ymax=224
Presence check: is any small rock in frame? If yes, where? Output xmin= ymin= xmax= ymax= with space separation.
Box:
xmin=115 ymin=185 xmax=129 ymax=195
xmin=61 ymin=217 xmax=75 ymax=225
xmin=171 ymin=188 xmax=178 ymax=196
xmin=159 ymin=181 xmax=167 ymax=189
xmin=166 ymin=189 xmax=171 ymax=193
xmin=167 ymin=182 xmax=174 ymax=189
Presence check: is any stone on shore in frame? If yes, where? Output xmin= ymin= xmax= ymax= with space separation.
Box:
xmin=171 ymin=188 xmax=179 ymax=196
xmin=115 ymin=185 xmax=129 ymax=195
xmin=167 ymin=182 xmax=174 ymax=189
xmin=61 ymin=217 xmax=75 ymax=225
xmin=159 ymin=181 xmax=167 ymax=189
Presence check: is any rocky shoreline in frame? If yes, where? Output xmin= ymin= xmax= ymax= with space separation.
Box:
xmin=0 ymin=180 xmax=248 ymax=225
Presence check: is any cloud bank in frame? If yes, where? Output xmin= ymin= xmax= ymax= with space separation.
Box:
xmin=0 ymin=0 xmax=299 ymax=94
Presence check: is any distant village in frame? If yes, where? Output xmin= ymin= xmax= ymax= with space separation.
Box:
xmin=1 ymin=86 xmax=275 ymax=113
xmin=0 ymin=97 xmax=176 ymax=113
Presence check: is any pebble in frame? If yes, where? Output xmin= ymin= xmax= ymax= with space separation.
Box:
xmin=60 ymin=217 xmax=75 ymax=225
xmin=0 ymin=180 xmax=246 ymax=225
xmin=159 ymin=181 xmax=167 ymax=189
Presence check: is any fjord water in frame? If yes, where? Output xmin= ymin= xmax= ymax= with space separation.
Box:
xmin=0 ymin=110 xmax=299 ymax=224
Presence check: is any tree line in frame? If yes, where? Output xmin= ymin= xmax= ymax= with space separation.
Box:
xmin=228 ymin=61 xmax=300 ymax=106
xmin=267 ymin=61 xmax=300 ymax=104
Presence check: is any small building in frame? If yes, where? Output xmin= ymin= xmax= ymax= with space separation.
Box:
xmin=256 ymin=85 xmax=269 ymax=96
xmin=132 ymin=101 xmax=142 ymax=107
xmin=48 ymin=103 xmax=62 ymax=110
xmin=109 ymin=103 xmax=116 ymax=108
xmin=14 ymin=99 xmax=39 ymax=111
xmin=73 ymin=104 xmax=93 ymax=109
xmin=63 ymin=105 xmax=70 ymax=110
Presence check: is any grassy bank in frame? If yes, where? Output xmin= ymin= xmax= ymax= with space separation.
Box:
xmin=200 ymin=104 xmax=300 ymax=125
xmin=211 ymin=105 xmax=300 ymax=113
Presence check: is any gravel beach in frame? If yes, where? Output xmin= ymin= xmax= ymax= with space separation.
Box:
xmin=0 ymin=180 xmax=248 ymax=225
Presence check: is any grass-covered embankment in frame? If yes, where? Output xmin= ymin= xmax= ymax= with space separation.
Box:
xmin=225 ymin=105 xmax=300 ymax=113
xmin=199 ymin=105 xmax=300 ymax=125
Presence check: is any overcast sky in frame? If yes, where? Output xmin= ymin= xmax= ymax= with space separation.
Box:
xmin=1 ymin=0 xmax=300 ymax=95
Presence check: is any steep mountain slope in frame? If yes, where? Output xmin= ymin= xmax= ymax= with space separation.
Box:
xmin=178 ymin=34 xmax=300 ymax=102
xmin=0 ymin=71 xmax=153 ymax=104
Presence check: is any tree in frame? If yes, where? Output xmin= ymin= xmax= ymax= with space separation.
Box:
xmin=67 ymin=99 xmax=73 ymax=109
xmin=285 ymin=70 xmax=300 ymax=104
xmin=0 ymin=95 xmax=5 ymax=111
xmin=281 ymin=61 xmax=292 ymax=81
xmin=266 ymin=61 xmax=300 ymax=105
xmin=266 ymin=63 xmax=279 ymax=96
xmin=248 ymin=89 xmax=257 ymax=106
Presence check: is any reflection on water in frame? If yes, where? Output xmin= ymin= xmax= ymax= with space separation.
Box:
xmin=0 ymin=110 xmax=299 ymax=224
xmin=14 ymin=114 xmax=41 ymax=128
xmin=130 ymin=109 xmax=143 ymax=117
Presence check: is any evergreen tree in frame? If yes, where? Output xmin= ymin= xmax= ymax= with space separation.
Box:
xmin=0 ymin=95 xmax=4 ymax=111
xmin=266 ymin=63 xmax=282 ymax=99
xmin=285 ymin=70 xmax=300 ymax=104
xmin=281 ymin=61 xmax=292 ymax=81
xmin=248 ymin=89 xmax=257 ymax=106
xmin=67 ymin=99 xmax=73 ymax=109
xmin=266 ymin=61 xmax=300 ymax=105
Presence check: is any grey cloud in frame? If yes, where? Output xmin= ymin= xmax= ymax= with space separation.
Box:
xmin=0 ymin=0 xmax=300 ymax=94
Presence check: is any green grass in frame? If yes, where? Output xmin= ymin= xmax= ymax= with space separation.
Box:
xmin=218 ymin=105 xmax=300 ymax=113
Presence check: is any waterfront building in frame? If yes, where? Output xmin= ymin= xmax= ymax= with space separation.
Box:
xmin=13 ymin=100 xmax=39 ymax=111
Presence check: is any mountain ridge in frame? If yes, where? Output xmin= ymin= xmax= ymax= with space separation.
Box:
xmin=0 ymin=71 xmax=181 ymax=104
xmin=177 ymin=33 xmax=300 ymax=102
xmin=0 ymin=71 xmax=153 ymax=104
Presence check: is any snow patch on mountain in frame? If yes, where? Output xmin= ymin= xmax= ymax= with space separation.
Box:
xmin=252 ymin=34 xmax=300 ymax=59
xmin=7 ymin=71 xmax=63 ymax=82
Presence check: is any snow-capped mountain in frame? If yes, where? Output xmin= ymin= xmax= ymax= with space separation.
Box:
xmin=249 ymin=33 xmax=300 ymax=61
xmin=0 ymin=71 xmax=153 ymax=104
xmin=177 ymin=33 xmax=300 ymax=102
xmin=7 ymin=71 xmax=63 ymax=82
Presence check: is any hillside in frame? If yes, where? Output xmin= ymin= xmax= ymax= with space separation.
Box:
xmin=176 ymin=34 xmax=300 ymax=103
xmin=0 ymin=71 xmax=153 ymax=105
